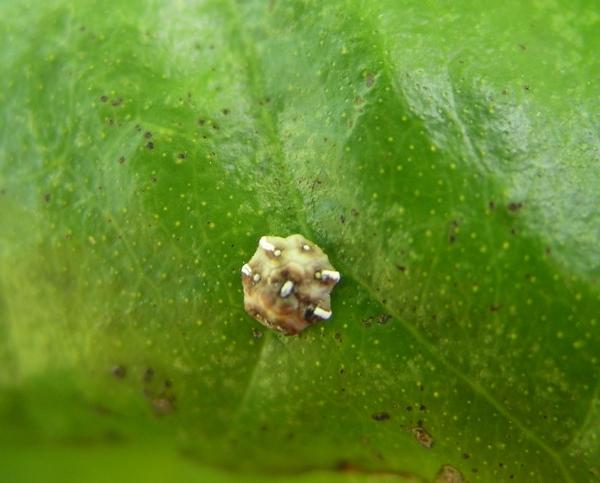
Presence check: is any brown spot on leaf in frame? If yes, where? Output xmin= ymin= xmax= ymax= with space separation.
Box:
xmin=151 ymin=397 xmax=174 ymax=416
xmin=507 ymin=202 xmax=523 ymax=212
xmin=111 ymin=365 xmax=126 ymax=379
xmin=435 ymin=464 xmax=466 ymax=483
xmin=448 ymin=219 xmax=460 ymax=243
xmin=411 ymin=424 xmax=434 ymax=448
xmin=143 ymin=367 xmax=154 ymax=383
xmin=377 ymin=314 xmax=391 ymax=325
xmin=372 ymin=411 xmax=391 ymax=421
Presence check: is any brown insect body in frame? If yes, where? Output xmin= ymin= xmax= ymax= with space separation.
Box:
xmin=241 ymin=234 xmax=340 ymax=335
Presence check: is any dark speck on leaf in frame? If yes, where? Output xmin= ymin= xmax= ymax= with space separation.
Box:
xmin=118 ymin=156 xmax=125 ymax=164
xmin=463 ymin=453 xmax=470 ymax=459
xmin=377 ymin=314 xmax=391 ymax=325
xmin=396 ymin=264 xmax=407 ymax=273
xmin=177 ymin=152 xmax=187 ymax=159
xmin=508 ymin=202 xmax=523 ymax=212
xmin=372 ymin=411 xmax=390 ymax=421
xmin=212 ymin=122 xmax=219 ymax=130
xmin=144 ymin=131 xmax=153 ymax=139
xmin=43 ymin=193 xmax=51 ymax=203
xmin=251 ymin=328 xmax=263 ymax=339
xmin=143 ymin=367 xmax=154 ymax=383
xmin=222 ymin=108 xmax=230 ymax=115
xmin=146 ymin=142 xmax=154 ymax=150
xmin=111 ymin=97 xmax=123 ymax=107
xmin=99 ymin=95 xmax=108 ymax=102
xmin=340 ymin=214 xmax=346 ymax=224
xmin=111 ymin=365 xmax=126 ymax=379
xmin=198 ymin=118 xmax=206 ymax=126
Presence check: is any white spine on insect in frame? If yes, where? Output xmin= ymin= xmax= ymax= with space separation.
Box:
xmin=241 ymin=234 xmax=341 ymax=335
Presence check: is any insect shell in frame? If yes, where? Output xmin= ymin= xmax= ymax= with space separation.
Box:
xmin=241 ymin=234 xmax=341 ymax=335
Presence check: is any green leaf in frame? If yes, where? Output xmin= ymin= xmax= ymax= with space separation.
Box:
xmin=1 ymin=1 xmax=599 ymax=482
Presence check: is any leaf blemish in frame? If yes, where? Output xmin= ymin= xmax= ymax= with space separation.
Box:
xmin=508 ymin=201 xmax=523 ymax=212
xmin=111 ymin=365 xmax=126 ymax=379
xmin=435 ymin=464 xmax=466 ymax=482
xmin=411 ymin=423 xmax=434 ymax=449
xmin=371 ymin=411 xmax=391 ymax=421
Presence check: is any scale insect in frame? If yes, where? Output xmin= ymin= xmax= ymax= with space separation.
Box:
xmin=241 ymin=234 xmax=341 ymax=335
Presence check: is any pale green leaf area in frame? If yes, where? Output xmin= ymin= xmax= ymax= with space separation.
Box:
xmin=1 ymin=0 xmax=599 ymax=482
